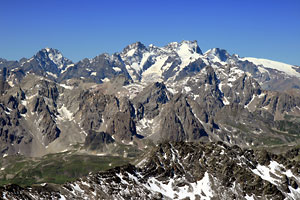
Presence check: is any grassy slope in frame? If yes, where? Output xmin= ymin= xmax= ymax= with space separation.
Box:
xmin=0 ymin=143 xmax=143 ymax=187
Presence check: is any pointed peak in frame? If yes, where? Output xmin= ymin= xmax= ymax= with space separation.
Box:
xmin=123 ymin=41 xmax=147 ymax=54
xmin=232 ymin=54 xmax=240 ymax=58
xmin=205 ymin=48 xmax=231 ymax=62
xmin=179 ymin=40 xmax=198 ymax=46
xmin=36 ymin=47 xmax=63 ymax=59
xmin=39 ymin=47 xmax=60 ymax=53
xmin=205 ymin=48 xmax=229 ymax=55
xmin=35 ymin=48 xmax=63 ymax=59
xmin=181 ymin=40 xmax=202 ymax=54
xmin=34 ymin=48 xmax=72 ymax=69
xmin=165 ymin=40 xmax=202 ymax=54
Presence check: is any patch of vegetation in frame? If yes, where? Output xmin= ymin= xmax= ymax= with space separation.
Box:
xmin=224 ymin=121 xmax=250 ymax=134
xmin=284 ymin=114 xmax=300 ymax=122
xmin=260 ymin=137 xmax=285 ymax=146
xmin=275 ymin=120 xmax=300 ymax=135
xmin=0 ymin=151 xmax=138 ymax=186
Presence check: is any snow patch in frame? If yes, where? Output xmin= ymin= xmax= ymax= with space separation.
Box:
xmin=113 ymin=67 xmax=122 ymax=72
xmin=136 ymin=118 xmax=153 ymax=135
xmin=125 ymin=48 xmax=136 ymax=57
xmin=59 ymin=195 xmax=67 ymax=200
xmin=72 ymin=183 xmax=84 ymax=193
xmin=142 ymin=56 xmax=168 ymax=82
xmin=96 ymin=153 xmax=107 ymax=156
xmin=7 ymin=81 xmax=14 ymax=87
xmin=60 ymin=84 xmax=73 ymax=90
xmin=245 ymin=194 xmax=255 ymax=200
xmin=223 ymin=96 xmax=230 ymax=105
xmin=57 ymin=105 xmax=73 ymax=121
xmin=47 ymin=51 xmax=64 ymax=69
xmin=101 ymin=78 xmax=110 ymax=82
xmin=61 ymin=64 xmax=74 ymax=73
xmin=46 ymin=71 xmax=57 ymax=78
xmin=184 ymin=86 xmax=191 ymax=93
xmin=166 ymin=85 xmax=177 ymax=94
xmin=251 ymin=161 xmax=285 ymax=186
xmin=257 ymin=66 xmax=269 ymax=74
xmin=145 ymin=172 xmax=214 ymax=200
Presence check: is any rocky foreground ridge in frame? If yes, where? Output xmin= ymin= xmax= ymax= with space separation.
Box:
xmin=0 ymin=142 xmax=300 ymax=199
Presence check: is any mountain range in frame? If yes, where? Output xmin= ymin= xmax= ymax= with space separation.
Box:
xmin=0 ymin=40 xmax=300 ymax=199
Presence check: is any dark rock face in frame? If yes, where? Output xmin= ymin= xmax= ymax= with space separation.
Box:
xmin=60 ymin=53 xmax=130 ymax=84
xmin=78 ymin=90 xmax=139 ymax=143
xmin=29 ymin=80 xmax=61 ymax=146
xmin=173 ymin=58 xmax=207 ymax=81
xmin=84 ymin=131 xmax=114 ymax=151
xmin=192 ymin=66 xmax=224 ymax=116
xmin=78 ymin=91 xmax=109 ymax=131
xmin=133 ymin=82 xmax=171 ymax=119
xmin=0 ymin=74 xmax=10 ymax=95
xmin=106 ymin=112 xmax=137 ymax=142
xmin=159 ymin=94 xmax=208 ymax=142
xmin=0 ymin=99 xmax=32 ymax=155
xmin=32 ymin=96 xmax=60 ymax=146
xmin=1 ymin=142 xmax=299 ymax=199
xmin=256 ymin=92 xmax=300 ymax=115
xmin=224 ymin=74 xmax=262 ymax=105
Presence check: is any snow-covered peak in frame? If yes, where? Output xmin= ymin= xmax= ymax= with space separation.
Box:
xmin=40 ymin=47 xmax=62 ymax=58
xmin=38 ymin=48 xmax=68 ymax=69
xmin=204 ymin=48 xmax=231 ymax=64
xmin=232 ymin=53 xmax=240 ymax=58
xmin=163 ymin=40 xmax=202 ymax=55
xmin=119 ymin=40 xmax=205 ymax=82
xmin=176 ymin=41 xmax=202 ymax=57
xmin=180 ymin=40 xmax=202 ymax=53
xmin=121 ymin=42 xmax=147 ymax=57
xmin=240 ymin=57 xmax=300 ymax=78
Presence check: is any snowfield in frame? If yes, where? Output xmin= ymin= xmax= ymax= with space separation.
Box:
xmin=241 ymin=57 xmax=300 ymax=78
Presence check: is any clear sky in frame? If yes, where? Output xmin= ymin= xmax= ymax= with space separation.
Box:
xmin=0 ymin=0 xmax=299 ymax=65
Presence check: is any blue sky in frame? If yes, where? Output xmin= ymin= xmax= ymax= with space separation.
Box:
xmin=0 ymin=0 xmax=299 ymax=65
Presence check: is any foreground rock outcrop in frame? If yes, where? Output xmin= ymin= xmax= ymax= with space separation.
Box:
xmin=1 ymin=142 xmax=299 ymax=199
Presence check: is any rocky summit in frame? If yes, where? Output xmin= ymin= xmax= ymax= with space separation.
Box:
xmin=1 ymin=41 xmax=300 ymax=199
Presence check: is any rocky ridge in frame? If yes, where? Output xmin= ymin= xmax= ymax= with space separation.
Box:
xmin=0 ymin=142 xmax=299 ymax=199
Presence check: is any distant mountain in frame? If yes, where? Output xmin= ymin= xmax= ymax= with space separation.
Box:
xmin=2 ymin=41 xmax=300 ymax=90
xmin=0 ymin=41 xmax=300 ymax=157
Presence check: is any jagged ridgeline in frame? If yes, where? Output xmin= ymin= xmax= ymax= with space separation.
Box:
xmin=0 ymin=41 xmax=300 ymax=198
